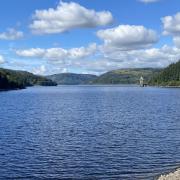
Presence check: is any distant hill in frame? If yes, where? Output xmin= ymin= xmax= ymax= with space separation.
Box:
xmin=149 ymin=61 xmax=180 ymax=86
xmin=3 ymin=64 xmax=177 ymax=90
xmin=92 ymin=68 xmax=161 ymax=84
xmin=0 ymin=68 xmax=57 ymax=90
xmin=47 ymin=73 xmax=97 ymax=85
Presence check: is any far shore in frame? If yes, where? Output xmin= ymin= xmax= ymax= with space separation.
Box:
xmin=1 ymin=84 xmax=180 ymax=92
xmin=159 ymin=86 xmax=180 ymax=88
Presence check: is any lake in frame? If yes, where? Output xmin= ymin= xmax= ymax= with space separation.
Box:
xmin=0 ymin=86 xmax=180 ymax=179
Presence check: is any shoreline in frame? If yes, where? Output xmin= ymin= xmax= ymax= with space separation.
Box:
xmin=0 ymin=87 xmax=25 ymax=92
xmin=158 ymin=168 xmax=180 ymax=180
xmin=0 ymin=84 xmax=180 ymax=92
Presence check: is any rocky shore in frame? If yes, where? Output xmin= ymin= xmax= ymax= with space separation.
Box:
xmin=158 ymin=169 xmax=180 ymax=180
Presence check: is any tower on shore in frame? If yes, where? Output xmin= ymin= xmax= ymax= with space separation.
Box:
xmin=140 ymin=76 xmax=144 ymax=87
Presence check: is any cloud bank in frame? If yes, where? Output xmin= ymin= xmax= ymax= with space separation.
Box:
xmin=15 ymin=43 xmax=97 ymax=61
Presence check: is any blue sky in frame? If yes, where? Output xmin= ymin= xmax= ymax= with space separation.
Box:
xmin=0 ymin=0 xmax=180 ymax=75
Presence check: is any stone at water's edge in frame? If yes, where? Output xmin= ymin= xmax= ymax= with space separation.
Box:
xmin=158 ymin=169 xmax=180 ymax=180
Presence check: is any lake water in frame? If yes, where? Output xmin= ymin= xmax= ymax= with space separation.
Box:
xmin=0 ymin=86 xmax=180 ymax=179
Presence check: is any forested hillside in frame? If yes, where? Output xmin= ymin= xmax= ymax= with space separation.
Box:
xmin=47 ymin=73 xmax=97 ymax=85
xmin=92 ymin=68 xmax=161 ymax=84
xmin=0 ymin=68 xmax=57 ymax=90
xmin=149 ymin=61 xmax=180 ymax=86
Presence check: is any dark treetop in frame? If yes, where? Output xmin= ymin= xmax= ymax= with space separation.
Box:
xmin=0 ymin=68 xmax=57 ymax=90
xmin=149 ymin=60 xmax=180 ymax=86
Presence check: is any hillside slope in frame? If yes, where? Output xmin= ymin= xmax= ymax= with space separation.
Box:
xmin=92 ymin=68 xmax=161 ymax=84
xmin=47 ymin=73 xmax=97 ymax=85
xmin=149 ymin=61 xmax=180 ymax=86
xmin=0 ymin=68 xmax=57 ymax=90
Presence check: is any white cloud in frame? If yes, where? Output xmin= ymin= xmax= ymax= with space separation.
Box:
xmin=138 ymin=0 xmax=160 ymax=3
xmin=162 ymin=12 xmax=180 ymax=48
xmin=173 ymin=37 xmax=180 ymax=48
xmin=15 ymin=43 xmax=97 ymax=61
xmin=162 ymin=12 xmax=180 ymax=36
xmin=32 ymin=65 xmax=46 ymax=75
xmin=100 ymin=45 xmax=180 ymax=69
xmin=30 ymin=1 xmax=113 ymax=34
xmin=62 ymin=68 xmax=68 ymax=73
xmin=0 ymin=55 xmax=5 ymax=64
xmin=97 ymin=25 xmax=158 ymax=50
xmin=16 ymin=48 xmax=45 ymax=58
xmin=65 ymin=45 xmax=176 ymax=75
xmin=0 ymin=28 xmax=23 ymax=40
